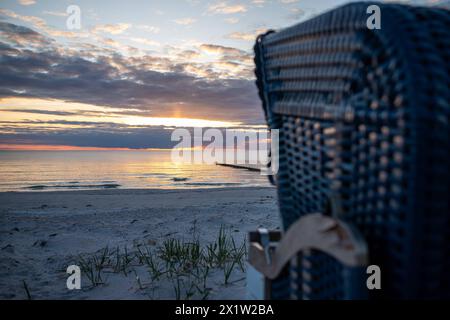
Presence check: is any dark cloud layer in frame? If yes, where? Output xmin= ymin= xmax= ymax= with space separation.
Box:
xmin=0 ymin=22 xmax=263 ymax=123
xmin=0 ymin=120 xmax=260 ymax=150
xmin=0 ymin=124 xmax=175 ymax=149
xmin=0 ymin=22 xmax=54 ymax=48
xmin=0 ymin=22 xmax=265 ymax=148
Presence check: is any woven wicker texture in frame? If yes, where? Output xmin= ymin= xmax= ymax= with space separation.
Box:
xmin=254 ymin=2 xmax=450 ymax=299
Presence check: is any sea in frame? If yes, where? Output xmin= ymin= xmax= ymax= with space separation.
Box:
xmin=0 ymin=150 xmax=271 ymax=192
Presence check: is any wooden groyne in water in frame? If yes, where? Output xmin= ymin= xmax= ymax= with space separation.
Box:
xmin=215 ymin=162 xmax=261 ymax=172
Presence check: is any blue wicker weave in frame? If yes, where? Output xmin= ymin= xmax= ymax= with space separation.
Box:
xmin=254 ymin=2 xmax=450 ymax=299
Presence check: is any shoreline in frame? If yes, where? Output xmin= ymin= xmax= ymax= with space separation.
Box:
xmin=0 ymin=185 xmax=274 ymax=194
xmin=0 ymin=187 xmax=279 ymax=300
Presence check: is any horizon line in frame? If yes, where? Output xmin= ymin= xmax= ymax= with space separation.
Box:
xmin=0 ymin=144 xmax=173 ymax=151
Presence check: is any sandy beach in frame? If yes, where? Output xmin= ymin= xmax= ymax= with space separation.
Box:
xmin=0 ymin=187 xmax=279 ymax=300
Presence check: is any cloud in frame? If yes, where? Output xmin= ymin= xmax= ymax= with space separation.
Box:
xmin=129 ymin=37 xmax=160 ymax=47
xmin=0 ymin=22 xmax=54 ymax=48
xmin=288 ymin=8 xmax=306 ymax=20
xmin=213 ymin=61 xmax=241 ymax=71
xmin=0 ymin=121 xmax=178 ymax=149
xmin=0 ymin=23 xmax=263 ymax=125
xmin=0 ymin=8 xmax=46 ymax=29
xmin=0 ymin=118 xmax=263 ymax=149
xmin=0 ymin=21 xmax=266 ymax=148
xmin=199 ymin=44 xmax=243 ymax=55
xmin=18 ymin=0 xmax=36 ymax=5
xmin=173 ymin=18 xmax=197 ymax=25
xmin=91 ymin=37 xmax=140 ymax=55
xmin=196 ymin=44 xmax=253 ymax=77
xmin=42 ymin=11 xmax=68 ymax=17
xmin=207 ymin=2 xmax=247 ymax=14
xmin=226 ymin=31 xmax=255 ymax=41
xmin=92 ymin=23 xmax=131 ymax=35
xmin=4 ymin=109 xmax=78 ymax=116
xmin=0 ymin=8 xmax=90 ymax=39
xmin=177 ymin=50 xmax=200 ymax=59
xmin=226 ymin=28 xmax=267 ymax=41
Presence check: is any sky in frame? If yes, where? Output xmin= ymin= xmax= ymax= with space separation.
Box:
xmin=0 ymin=0 xmax=445 ymax=150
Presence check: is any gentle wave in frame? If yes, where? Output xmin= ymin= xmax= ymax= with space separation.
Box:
xmin=182 ymin=182 xmax=241 ymax=186
xmin=25 ymin=183 xmax=121 ymax=190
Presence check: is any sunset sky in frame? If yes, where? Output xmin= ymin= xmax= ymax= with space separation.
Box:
xmin=0 ymin=0 xmax=443 ymax=150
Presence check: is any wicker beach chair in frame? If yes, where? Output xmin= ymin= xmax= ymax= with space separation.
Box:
xmin=254 ymin=2 xmax=450 ymax=299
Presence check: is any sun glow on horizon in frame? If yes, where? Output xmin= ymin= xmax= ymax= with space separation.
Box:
xmin=122 ymin=116 xmax=241 ymax=128
xmin=0 ymin=97 xmax=248 ymax=149
xmin=0 ymin=97 xmax=242 ymax=129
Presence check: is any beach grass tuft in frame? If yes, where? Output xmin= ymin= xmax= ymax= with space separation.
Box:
xmin=72 ymin=225 xmax=247 ymax=298
xmin=23 ymin=280 xmax=32 ymax=300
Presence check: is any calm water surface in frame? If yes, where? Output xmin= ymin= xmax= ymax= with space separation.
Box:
xmin=0 ymin=150 xmax=271 ymax=192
